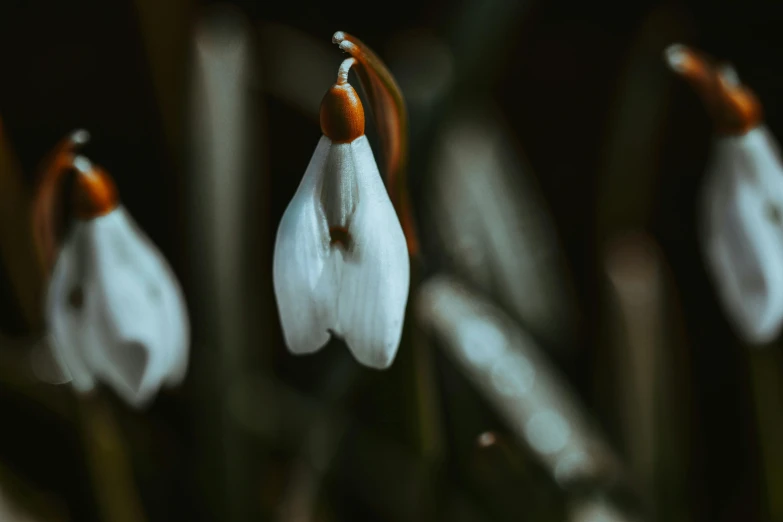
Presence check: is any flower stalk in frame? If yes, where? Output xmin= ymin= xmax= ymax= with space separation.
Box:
xmin=665 ymin=43 xmax=762 ymax=135
xmin=31 ymin=129 xmax=92 ymax=274
xmin=31 ymin=130 xmax=190 ymax=407
xmin=332 ymin=31 xmax=420 ymax=256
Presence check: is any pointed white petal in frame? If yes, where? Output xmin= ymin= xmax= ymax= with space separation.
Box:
xmin=111 ymin=208 xmax=190 ymax=387
xmin=46 ymin=228 xmax=96 ymax=392
xmin=79 ymin=209 xmax=178 ymax=405
xmin=732 ymin=182 xmax=783 ymax=339
xmin=46 ymin=208 xmax=190 ymax=407
xmin=320 ymin=141 xmax=359 ymax=229
xmin=746 ymin=128 xmax=783 ymax=195
xmin=273 ymin=136 xmax=335 ymax=354
xmin=703 ymin=127 xmax=783 ymax=343
xmin=86 ymin=218 xmax=160 ymax=402
xmin=333 ymin=137 xmax=410 ymax=369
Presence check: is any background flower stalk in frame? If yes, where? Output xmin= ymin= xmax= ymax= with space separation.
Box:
xmin=32 ymin=131 xmax=190 ymax=407
xmin=667 ymin=44 xmax=783 ymax=344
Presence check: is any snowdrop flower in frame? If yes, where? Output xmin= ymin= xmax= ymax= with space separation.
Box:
xmin=34 ymin=131 xmax=189 ymax=407
xmin=273 ymin=56 xmax=410 ymax=369
xmin=666 ymin=44 xmax=783 ymax=343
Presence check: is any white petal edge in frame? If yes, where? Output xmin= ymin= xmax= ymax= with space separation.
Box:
xmin=333 ymin=136 xmax=410 ymax=369
xmin=273 ymin=136 xmax=334 ymax=355
xmin=86 ymin=208 xmax=189 ymax=406
xmin=112 ymin=208 xmax=190 ymax=388
xmin=703 ymin=128 xmax=783 ymax=343
xmin=47 ymin=229 xmax=96 ymax=392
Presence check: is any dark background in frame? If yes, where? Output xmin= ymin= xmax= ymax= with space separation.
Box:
xmin=0 ymin=1 xmax=782 ymax=521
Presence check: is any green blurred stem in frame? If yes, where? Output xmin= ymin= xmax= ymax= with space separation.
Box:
xmin=77 ymin=394 xmax=147 ymax=522
xmin=133 ymin=0 xmax=193 ymax=164
xmin=748 ymin=348 xmax=783 ymax=520
xmin=0 ymin=123 xmax=44 ymax=330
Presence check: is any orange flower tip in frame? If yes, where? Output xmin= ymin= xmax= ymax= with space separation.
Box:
xmin=70 ymin=129 xmax=90 ymax=145
xmin=71 ymin=155 xmax=119 ymax=220
xmin=332 ymin=32 xmax=357 ymax=54
xmin=339 ymin=40 xmax=356 ymax=54
xmin=662 ymin=43 xmax=762 ymax=135
xmin=664 ymin=43 xmax=690 ymax=73
xmin=320 ymin=60 xmax=365 ymax=143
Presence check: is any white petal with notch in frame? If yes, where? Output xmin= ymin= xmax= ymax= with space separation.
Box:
xmin=273 ymin=136 xmax=333 ymax=354
xmin=702 ymin=127 xmax=783 ymax=343
xmin=273 ymin=135 xmax=410 ymax=368
xmin=334 ymin=137 xmax=409 ymax=369
xmin=46 ymin=207 xmax=190 ymax=407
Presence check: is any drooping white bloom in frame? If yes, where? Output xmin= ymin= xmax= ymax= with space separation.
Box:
xmin=273 ymin=134 xmax=410 ymax=369
xmin=47 ymin=206 xmax=190 ymax=407
xmin=664 ymin=44 xmax=783 ymax=345
xmin=701 ymin=125 xmax=783 ymax=343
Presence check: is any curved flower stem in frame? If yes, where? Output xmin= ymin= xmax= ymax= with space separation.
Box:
xmin=332 ymin=31 xmax=420 ymax=256
xmin=664 ymin=43 xmax=762 ymax=135
xmin=336 ymin=56 xmax=357 ymax=84
xmin=31 ymin=129 xmax=90 ymax=274
xmin=0 ymin=118 xmax=45 ymax=328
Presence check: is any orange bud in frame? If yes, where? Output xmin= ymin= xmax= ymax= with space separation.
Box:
xmin=319 ymin=57 xmax=365 ymax=143
xmin=71 ymin=156 xmax=119 ymax=219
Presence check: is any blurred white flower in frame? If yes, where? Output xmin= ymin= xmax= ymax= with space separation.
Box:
xmin=416 ymin=276 xmax=621 ymax=485
xmin=665 ymin=44 xmax=782 ymax=344
xmin=429 ymin=105 xmax=577 ymax=353
xmin=273 ymin=58 xmax=410 ymax=369
xmin=45 ymin=156 xmax=189 ymax=408
xmin=701 ymin=126 xmax=783 ymax=343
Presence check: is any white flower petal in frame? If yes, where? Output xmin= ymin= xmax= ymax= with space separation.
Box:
xmin=273 ymin=136 xmax=335 ymax=354
xmin=47 ymin=231 xmax=95 ymax=392
xmin=334 ymin=137 xmax=410 ymax=369
xmin=702 ymin=127 xmax=783 ymax=343
xmin=46 ymin=206 xmax=191 ymax=407
xmin=706 ymin=179 xmax=783 ymax=341
xmin=155 ymin=259 xmax=191 ymax=387
xmin=88 ymin=219 xmax=160 ymax=398
xmin=88 ymin=208 xmax=189 ymax=405
xmin=273 ymin=135 xmax=411 ymax=368
xmin=110 ymin=208 xmax=190 ymax=387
